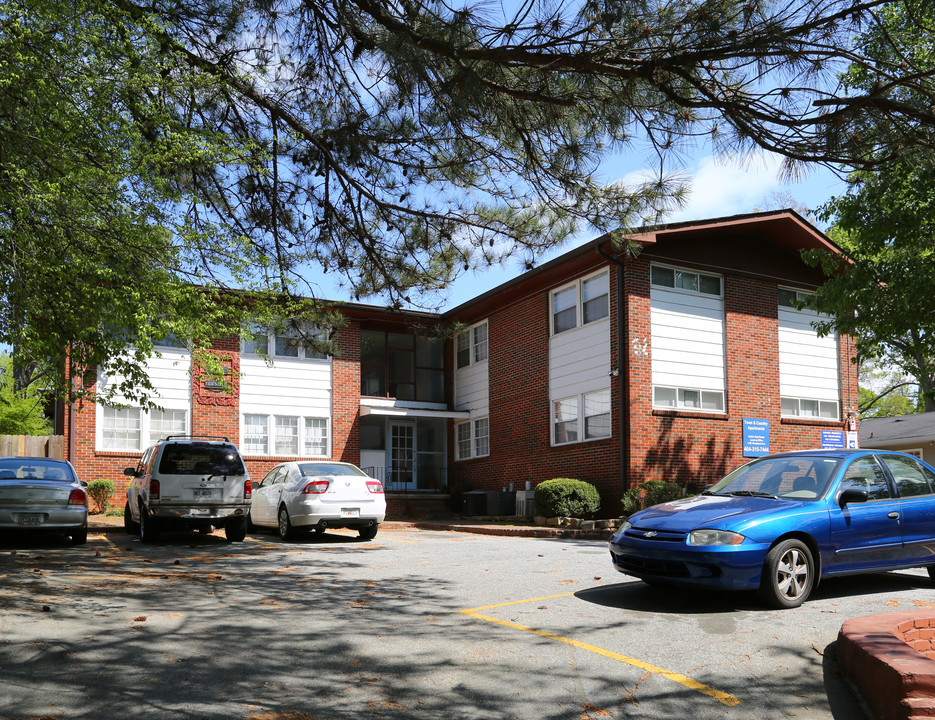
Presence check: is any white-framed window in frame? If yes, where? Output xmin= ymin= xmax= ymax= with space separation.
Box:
xmin=473 ymin=417 xmax=489 ymax=457
xmin=242 ymin=413 xmax=331 ymax=457
xmin=551 ymin=390 xmax=612 ymax=445
xmin=243 ymin=414 xmax=268 ymax=455
xmin=551 ymin=271 xmax=609 ymax=335
xmin=583 ymin=390 xmax=612 ymax=439
xmin=780 ymin=397 xmax=839 ymax=420
xmin=455 ymin=417 xmax=490 ymax=460
xmin=653 ymin=386 xmax=725 ymax=413
xmin=778 ymin=287 xmax=814 ymax=308
xmin=651 ymin=264 xmax=722 ymax=296
xmin=456 ymin=321 xmax=489 ymax=368
xmin=100 ymin=406 xmax=190 ymax=452
xmin=102 ymin=407 xmax=142 ymax=451
xmin=148 ymin=409 xmax=187 ymax=446
xmin=242 ymin=322 xmax=328 ymax=360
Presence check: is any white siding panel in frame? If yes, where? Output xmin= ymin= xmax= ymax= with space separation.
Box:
xmin=454 ymin=362 xmax=489 ymax=414
xmin=550 ymin=319 xmax=611 ymax=399
xmin=650 ymin=288 xmax=725 ymax=391
xmin=98 ymin=349 xmax=191 ymax=407
xmin=239 ymin=356 xmax=332 ymax=415
xmin=778 ymin=308 xmax=839 ymax=400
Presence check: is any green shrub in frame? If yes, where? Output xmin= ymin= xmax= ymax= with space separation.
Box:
xmin=534 ymin=478 xmax=600 ymax=518
xmin=87 ymin=478 xmax=117 ymax=514
xmin=621 ymin=480 xmax=682 ymax=514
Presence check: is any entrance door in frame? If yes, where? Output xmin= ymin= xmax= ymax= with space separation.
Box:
xmin=390 ymin=423 xmax=415 ymax=491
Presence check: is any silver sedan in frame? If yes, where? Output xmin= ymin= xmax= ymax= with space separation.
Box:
xmin=250 ymin=461 xmax=386 ymax=540
xmin=0 ymin=457 xmax=88 ymax=544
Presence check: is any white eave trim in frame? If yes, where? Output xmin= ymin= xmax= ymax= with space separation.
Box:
xmin=359 ymin=399 xmax=470 ymax=419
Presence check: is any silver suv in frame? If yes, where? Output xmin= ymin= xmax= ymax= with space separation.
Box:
xmin=123 ymin=436 xmax=251 ymax=543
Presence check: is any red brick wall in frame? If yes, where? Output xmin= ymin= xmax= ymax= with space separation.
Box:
xmin=453 ymin=261 xmax=623 ymax=517
xmin=624 ymin=251 xmax=858 ymax=497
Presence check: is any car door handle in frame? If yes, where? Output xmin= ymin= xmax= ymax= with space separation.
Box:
xmin=888 ymin=512 xmax=900 ymax=520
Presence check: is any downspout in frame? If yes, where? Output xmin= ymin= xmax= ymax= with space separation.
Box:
xmin=597 ymin=246 xmax=630 ymax=499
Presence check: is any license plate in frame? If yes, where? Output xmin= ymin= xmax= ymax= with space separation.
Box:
xmin=193 ymin=489 xmax=219 ymax=500
xmin=15 ymin=513 xmax=43 ymax=526
xmin=340 ymin=508 xmax=360 ymax=519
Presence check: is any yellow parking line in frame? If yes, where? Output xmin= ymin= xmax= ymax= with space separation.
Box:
xmin=459 ymin=593 xmax=740 ymax=707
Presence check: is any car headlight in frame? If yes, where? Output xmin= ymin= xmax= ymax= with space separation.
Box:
xmin=619 ymin=520 xmax=632 ymax=533
xmin=688 ymin=529 xmax=745 ymax=546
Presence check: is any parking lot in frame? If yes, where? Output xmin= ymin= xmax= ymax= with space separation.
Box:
xmin=2 ymin=523 xmax=925 ymax=719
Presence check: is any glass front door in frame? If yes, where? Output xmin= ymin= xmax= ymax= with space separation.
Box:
xmin=390 ymin=423 xmax=415 ymax=490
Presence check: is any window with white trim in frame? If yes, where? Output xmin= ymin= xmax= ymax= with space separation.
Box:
xmin=551 ymin=271 xmax=609 ymax=335
xmin=552 ymin=390 xmax=612 ymax=445
xmin=242 ymin=322 xmax=328 ymax=360
xmin=654 ymin=386 xmax=725 ymax=412
xmin=455 ymin=417 xmax=490 ymax=460
xmin=651 ymin=265 xmax=722 ymax=296
xmin=102 ymin=407 xmax=141 ymax=451
xmin=101 ymin=406 xmax=189 ymax=452
xmin=456 ymin=321 xmax=489 ymax=368
xmin=780 ymin=397 xmax=839 ymax=420
xmin=242 ymin=413 xmax=330 ymax=457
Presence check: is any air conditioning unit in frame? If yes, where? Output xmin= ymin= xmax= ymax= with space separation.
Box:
xmin=515 ymin=490 xmax=536 ymax=517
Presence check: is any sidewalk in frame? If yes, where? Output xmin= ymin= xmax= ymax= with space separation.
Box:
xmin=87 ymin=513 xmax=617 ymax=540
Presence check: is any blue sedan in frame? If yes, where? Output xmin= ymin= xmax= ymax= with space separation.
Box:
xmin=609 ymin=449 xmax=935 ymax=608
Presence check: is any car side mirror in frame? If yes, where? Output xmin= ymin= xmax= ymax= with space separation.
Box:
xmin=839 ymin=488 xmax=869 ymax=508
xmin=123 ymin=467 xmax=139 ymax=478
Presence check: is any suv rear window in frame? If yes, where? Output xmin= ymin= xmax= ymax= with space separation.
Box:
xmin=158 ymin=444 xmax=246 ymax=476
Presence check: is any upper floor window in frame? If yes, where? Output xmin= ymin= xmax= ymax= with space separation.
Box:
xmin=551 ymin=272 xmax=609 ymax=335
xmin=242 ymin=322 xmax=328 ymax=360
xmin=361 ymin=329 xmax=445 ymax=402
xmin=552 ymin=389 xmax=612 ymax=445
xmin=651 ymin=265 xmax=722 ymax=296
xmin=456 ymin=321 xmax=488 ymax=368
xmin=101 ymin=406 xmax=188 ymax=452
xmin=781 ymin=397 xmax=839 ymax=420
xmin=778 ymin=288 xmax=815 ymax=308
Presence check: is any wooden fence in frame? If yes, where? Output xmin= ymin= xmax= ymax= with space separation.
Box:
xmin=0 ymin=435 xmax=65 ymax=459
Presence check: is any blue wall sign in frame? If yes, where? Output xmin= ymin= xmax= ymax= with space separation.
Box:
xmin=743 ymin=418 xmax=770 ymax=457
xmin=821 ymin=430 xmax=846 ymax=449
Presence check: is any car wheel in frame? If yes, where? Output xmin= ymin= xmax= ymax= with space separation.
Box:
xmin=225 ymin=516 xmax=247 ymax=542
xmin=277 ymin=506 xmax=295 ymax=540
xmin=139 ymin=508 xmax=162 ymax=544
xmin=70 ymin=527 xmax=87 ymax=545
xmin=358 ymin=524 xmax=378 ymax=541
xmin=123 ymin=502 xmax=139 ymax=534
xmin=759 ymin=539 xmax=814 ymax=609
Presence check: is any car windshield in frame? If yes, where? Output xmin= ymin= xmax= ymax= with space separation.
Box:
xmin=159 ymin=444 xmax=246 ymax=476
xmin=0 ymin=459 xmax=74 ymax=482
xmin=298 ymin=463 xmax=368 ymax=477
xmin=707 ymin=455 xmax=841 ymax=501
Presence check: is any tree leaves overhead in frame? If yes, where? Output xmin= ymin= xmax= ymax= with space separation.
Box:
xmin=5 ymin=0 xmax=935 ymax=404
xmin=807 ymin=1 xmax=935 ymax=412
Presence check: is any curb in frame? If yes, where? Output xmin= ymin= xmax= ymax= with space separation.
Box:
xmin=838 ymin=610 xmax=935 ymax=720
xmin=89 ymin=517 xmax=615 ymax=540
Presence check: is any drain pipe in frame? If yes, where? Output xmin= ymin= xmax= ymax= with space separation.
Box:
xmin=597 ymin=245 xmax=631 ymax=499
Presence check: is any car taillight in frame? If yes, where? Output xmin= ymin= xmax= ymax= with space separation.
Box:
xmin=366 ymin=481 xmax=384 ymax=494
xmin=149 ymin=478 xmax=160 ymax=500
xmin=68 ymin=489 xmax=87 ymax=506
xmin=244 ymin=479 xmax=252 ymax=499
xmin=302 ymin=480 xmax=329 ymax=494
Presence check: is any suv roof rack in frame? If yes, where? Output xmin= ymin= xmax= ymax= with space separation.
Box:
xmin=162 ymin=434 xmax=231 ymax=443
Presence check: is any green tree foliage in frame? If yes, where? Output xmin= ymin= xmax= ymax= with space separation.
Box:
xmin=807 ymin=2 xmax=935 ymax=411
xmin=858 ymin=360 xmax=919 ymax=419
xmin=0 ymin=355 xmax=52 ymax=435
xmin=7 ymin=0 xmax=935 ymax=403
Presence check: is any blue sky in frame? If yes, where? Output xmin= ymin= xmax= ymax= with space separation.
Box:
xmin=322 ymin=150 xmax=848 ymax=311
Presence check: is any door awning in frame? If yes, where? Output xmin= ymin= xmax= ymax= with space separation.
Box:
xmin=359 ymin=400 xmax=470 ymax=420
